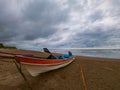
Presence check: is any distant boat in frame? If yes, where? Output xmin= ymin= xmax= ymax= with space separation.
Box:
xmin=15 ymin=48 xmax=75 ymax=76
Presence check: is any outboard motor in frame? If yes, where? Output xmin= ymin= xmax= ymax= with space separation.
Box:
xmin=68 ymin=51 xmax=72 ymax=57
xmin=43 ymin=48 xmax=58 ymax=59
xmin=43 ymin=48 xmax=51 ymax=53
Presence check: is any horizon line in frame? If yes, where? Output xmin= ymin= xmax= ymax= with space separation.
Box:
xmin=49 ymin=47 xmax=120 ymax=50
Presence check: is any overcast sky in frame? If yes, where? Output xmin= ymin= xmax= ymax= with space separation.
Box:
xmin=0 ymin=0 xmax=120 ymax=50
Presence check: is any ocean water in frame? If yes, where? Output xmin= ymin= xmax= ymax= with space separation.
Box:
xmin=49 ymin=49 xmax=120 ymax=59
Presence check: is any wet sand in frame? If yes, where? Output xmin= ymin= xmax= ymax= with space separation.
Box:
xmin=0 ymin=49 xmax=120 ymax=90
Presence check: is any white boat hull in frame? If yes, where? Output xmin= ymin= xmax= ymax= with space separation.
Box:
xmin=22 ymin=58 xmax=75 ymax=76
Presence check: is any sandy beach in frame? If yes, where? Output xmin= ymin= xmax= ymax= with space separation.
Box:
xmin=0 ymin=49 xmax=120 ymax=90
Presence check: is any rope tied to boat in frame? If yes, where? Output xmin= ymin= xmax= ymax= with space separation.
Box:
xmin=13 ymin=59 xmax=32 ymax=90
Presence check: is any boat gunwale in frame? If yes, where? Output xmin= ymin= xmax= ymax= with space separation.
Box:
xmin=15 ymin=55 xmax=75 ymax=65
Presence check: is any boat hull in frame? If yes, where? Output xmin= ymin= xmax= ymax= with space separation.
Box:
xmin=15 ymin=55 xmax=75 ymax=76
xmin=22 ymin=59 xmax=74 ymax=76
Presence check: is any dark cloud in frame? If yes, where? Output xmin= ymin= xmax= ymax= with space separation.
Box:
xmin=88 ymin=10 xmax=103 ymax=22
xmin=0 ymin=20 xmax=18 ymax=42
xmin=0 ymin=0 xmax=69 ymax=42
xmin=23 ymin=27 xmax=56 ymax=40
xmin=0 ymin=0 xmax=21 ymax=42
xmin=64 ymin=26 xmax=120 ymax=48
xmin=21 ymin=0 xmax=69 ymax=40
xmin=24 ymin=0 xmax=68 ymax=23
xmin=0 ymin=28 xmax=16 ymax=41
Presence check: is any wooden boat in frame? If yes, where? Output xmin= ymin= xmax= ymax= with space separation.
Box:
xmin=15 ymin=48 xmax=75 ymax=76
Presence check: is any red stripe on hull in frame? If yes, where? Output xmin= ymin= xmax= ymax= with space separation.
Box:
xmin=15 ymin=55 xmax=75 ymax=65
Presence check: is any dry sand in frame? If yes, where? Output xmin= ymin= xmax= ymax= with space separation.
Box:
xmin=0 ymin=49 xmax=120 ymax=90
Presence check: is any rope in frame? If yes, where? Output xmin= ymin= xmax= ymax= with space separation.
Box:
xmin=13 ymin=59 xmax=32 ymax=90
xmin=80 ymin=63 xmax=88 ymax=90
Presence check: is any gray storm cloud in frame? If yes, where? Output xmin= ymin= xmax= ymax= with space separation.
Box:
xmin=0 ymin=0 xmax=120 ymax=49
